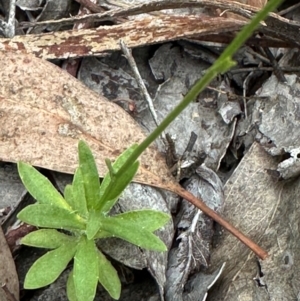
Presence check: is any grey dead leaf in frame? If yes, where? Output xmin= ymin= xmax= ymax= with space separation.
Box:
xmin=0 ymin=226 xmax=19 ymax=301
xmin=0 ymin=51 xmax=177 ymax=191
xmin=165 ymin=164 xmax=224 ymax=301
xmin=207 ymin=142 xmax=288 ymax=301
xmin=183 ymin=262 xmax=226 ymax=301
xmin=29 ymin=0 xmax=72 ymax=34
xmin=254 ymin=74 xmax=300 ymax=180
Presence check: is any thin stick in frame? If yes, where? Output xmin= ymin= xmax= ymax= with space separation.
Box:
xmin=120 ymin=40 xmax=160 ymax=128
xmin=242 ymin=70 xmax=254 ymax=118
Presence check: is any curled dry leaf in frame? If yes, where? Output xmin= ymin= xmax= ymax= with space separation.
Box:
xmin=165 ymin=164 xmax=224 ymax=301
xmin=0 ymin=51 xmax=176 ymax=191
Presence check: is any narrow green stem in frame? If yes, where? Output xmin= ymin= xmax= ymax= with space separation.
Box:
xmin=115 ymin=0 xmax=283 ymax=177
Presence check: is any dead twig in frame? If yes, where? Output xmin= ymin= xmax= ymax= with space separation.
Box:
xmin=120 ymin=40 xmax=160 ymax=128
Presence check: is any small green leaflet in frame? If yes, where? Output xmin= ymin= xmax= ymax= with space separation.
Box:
xmin=110 ymin=210 xmax=170 ymax=232
xmin=21 ymin=229 xmax=77 ymax=249
xmin=86 ymin=210 xmax=103 ymax=240
xmin=99 ymin=216 xmax=168 ymax=251
xmin=18 ymin=162 xmax=71 ymax=210
xmin=69 ymin=167 xmax=88 ymax=217
xmin=67 ymin=271 xmax=77 ymax=301
xmin=97 ymin=161 xmax=139 ymax=213
xmin=97 ymin=144 xmax=139 ymax=213
xmin=73 ymin=237 xmax=99 ymax=301
xmin=17 ymin=204 xmax=85 ymax=231
xmin=78 ymin=141 xmax=101 ymax=210
xmin=24 ymin=243 xmax=77 ymax=289
xmin=97 ymin=249 xmax=121 ymax=299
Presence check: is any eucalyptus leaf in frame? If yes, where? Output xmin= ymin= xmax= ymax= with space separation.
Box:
xmin=71 ymin=167 xmax=88 ymax=217
xmin=24 ymin=243 xmax=77 ymax=289
xmin=112 ymin=210 xmax=170 ymax=232
xmin=74 ymin=237 xmax=99 ymax=301
xmin=86 ymin=210 xmax=103 ymax=240
xmin=100 ymin=217 xmax=167 ymax=251
xmin=17 ymin=204 xmax=85 ymax=230
xmin=18 ymin=162 xmax=71 ymax=210
xmin=67 ymin=271 xmax=78 ymax=301
xmin=78 ymin=140 xmax=101 ymax=210
xmin=97 ymin=249 xmax=121 ymax=300
xmin=97 ymin=161 xmax=139 ymax=213
xmin=21 ymin=229 xmax=77 ymax=249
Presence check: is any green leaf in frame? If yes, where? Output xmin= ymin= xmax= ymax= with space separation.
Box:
xmin=64 ymin=184 xmax=74 ymax=207
xmin=24 ymin=243 xmax=77 ymax=289
xmin=94 ymin=229 xmax=114 ymax=239
xmin=74 ymin=237 xmax=99 ymax=301
xmin=97 ymin=149 xmax=139 ymax=213
xmin=86 ymin=210 xmax=103 ymax=240
xmin=21 ymin=229 xmax=77 ymax=249
xmin=97 ymin=249 xmax=121 ymax=300
xmin=78 ymin=140 xmax=101 ymax=210
xmin=67 ymin=271 xmax=78 ymax=301
xmin=18 ymin=162 xmax=71 ymax=210
xmin=17 ymin=204 xmax=85 ymax=231
xmin=112 ymin=210 xmax=170 ymax=232
xmin=97 ymin=145 xmax=137 ymax=211
xmin=100 ymin=161 xmax=139 ymax=213
xmin=99 ymin=145 xmax=138 ymax=202
xmin=100 ymin=217 xmax=167 ymax=251
xmin=71 ymin=167 xmax=88 ymax=217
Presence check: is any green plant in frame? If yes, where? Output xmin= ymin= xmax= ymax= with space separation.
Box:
xmin=17 ymin=0 xmax=283 ymax=300
xmin=17 ymin=141 xmax=170 ymax=301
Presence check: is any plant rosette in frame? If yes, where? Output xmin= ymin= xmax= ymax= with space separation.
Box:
xmin=17 ymin=140 xmax=170 ymax=301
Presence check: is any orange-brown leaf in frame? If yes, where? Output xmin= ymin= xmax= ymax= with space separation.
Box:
xmin=0 ymin=51 xmax=176 ymax=191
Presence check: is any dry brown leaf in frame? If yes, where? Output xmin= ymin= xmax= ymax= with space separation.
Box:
xmin=0 ymin=226 xmax=19 ymax=301
xmin=0 ymin=51 xmax=175 ymax=191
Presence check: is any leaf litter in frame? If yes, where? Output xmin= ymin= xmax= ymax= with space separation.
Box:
xmin=2 ymin=1 xmax=300 ymax=301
